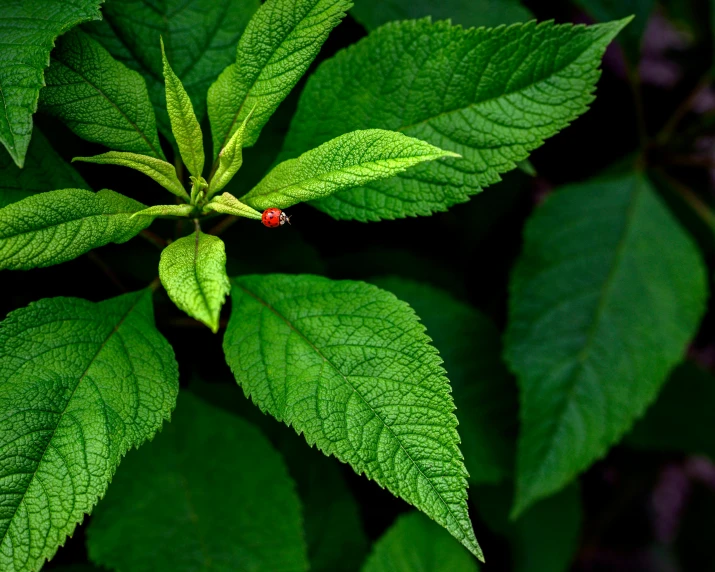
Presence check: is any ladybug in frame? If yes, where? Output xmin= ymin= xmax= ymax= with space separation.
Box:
xmin=261 ymin=208 xmax=290 ymax=228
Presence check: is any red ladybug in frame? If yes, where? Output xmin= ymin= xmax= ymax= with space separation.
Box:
xmin=261 ymin=208 xmax=290 ymax=228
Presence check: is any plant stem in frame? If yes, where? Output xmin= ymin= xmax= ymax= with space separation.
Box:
xmin=626 ymin=64 xmax=648 ymax=148
xmin=656 ymin=72 xmax=712 ymax=145
xmin=140 ymin=229 xmax=167 ymax=249
xmin=208 ymin=215 xmax=237 ymax=235
xmin=664 ymin=155 xmax=715 ymax=170
xmin=655 ymin=168 xmax=715 ymax=230
xmin=149 ymin=275 xmax=162 ymax=292
xmin=87 ymin=251 xmax=127 ymax=292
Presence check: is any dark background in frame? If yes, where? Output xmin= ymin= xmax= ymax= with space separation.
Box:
xmin=4 ymin=0 xmax=714 ymax=570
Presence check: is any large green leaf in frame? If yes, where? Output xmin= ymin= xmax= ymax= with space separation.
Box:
xmin=281 ymin=18 xmax=629 ymax=221
xmin=627 ymin=362 xmax=715 ymax=459
xmin=351 ymin=0 xmax=532 ymax=31
xmin=371 ymin=277 xmax=517 ymax=485
xmin=159 ymin=230 xmax=230 ymax=333
xmin=87 ymin=393 xmax=307 ymax=572
xmin=505 ymin=172 xmax=708 ymax=516
xmin=0 ymin=290 xmax=179 ymax=572
xmin=362 ymin=512 xmax=479 ymax=572
xmin=84 ymin=0 xmax=260 ymax=138
xmin=0 ymin=188 xmax=151 ymax=270
xmin=474 ymin=483 xmax=582 ymax=572
xmin=40 ymin=30 xmax=165 ymax=159
xmin=242 ymin=130 xmax=458 ymax=211
xmin=0 ymin=129 xmax=87 ymax=208
xmin=224 ymin=274 xmax=482 ymax=559
xmin=208 ymin=0 xmax=351 ymax=157
xmin=573 ymin=0 xmax=655 ymax=63
xmin=0 ymin=0 xmax=103 ymax=167
xmin=188 ymin=380 xmax=369 ymax=572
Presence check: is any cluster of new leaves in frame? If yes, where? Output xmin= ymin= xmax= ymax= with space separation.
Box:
xmin=0 ymin=0 xmax=653 ymax=569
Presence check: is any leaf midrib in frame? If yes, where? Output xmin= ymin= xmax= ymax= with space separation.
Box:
xmin=246 ymin=153 xmax=447 ymax=199
xmin=388 ymin=27 xmax=608 ymax=135
xmin=0 ymin=208 xmax=140 ymax=239
xmin=192 ymin=230 xmax=213 ymax=321
xmin=523 ymin=177 xmax=646 ymax=495
xmin=0 ymin=292 xmax=145 ymax=548
xmin=233 ymin=280 xmax=480 ymax=557
xmin=50 ymin=47 xmax=163 ymax=159
xmin=217 ymin=0 xmax=326 ymax=152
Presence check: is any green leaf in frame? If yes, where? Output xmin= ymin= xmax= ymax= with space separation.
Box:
xmin=362 ymin=512 xmax=479 ymax=572
xmin=84 ymin=0 xmax=260 ymax=139
xmin=187 ymin=380 xmax=369 ymax=572
xmin=132 ymin=204 xmax=194 ymax=218
xmin=224 ymin=274 xmax=482 ymax=560
xmin=281 ymin=18 xmax=630 ymax=221
xmin=505 ymin=172 xmax=708 ymax=517
xmin=573 ymin=0 xmax=655 ymax=63
xmin=159 ymin=230 xmax=230 ymax=333
xmin=87 ymin=392 xmax=307 ymax=572
xmin=0 ymin=129 xmax=88 ymax=208
xmin=474 ymin=483 xmax=582 ymax=572
xmin=0 ymin=0 xmax=103 ymax=167
xmin=40 ymin=30 xmax=165 ymax=159
xmin=627 ymin=362 xmax=715 ymax=460
xmin=292 ymin=449 xmax=368 ymax=571
xmin=161 ymin=40 xmax=204 ymax=177
xmin=208 ymin=108 xmax=255 ymax=198
xmin=242 ymin=130 xmax=458 ymax=211
xmin=371 ymin=277 xmax=517 ymax=485
xmin=205 ymin=193 xmax=262 ymax=220
xmin=0 ymin=188 xmax=151 ymax=270
xmin=0 ymin=290 xmax=179 ymax=572
xmin=352 ymin=0 xmax=532 ymax=31
xmin=73 ymin=151 xmax=188 ymax=200
xmin=208 ymin=0 xmax=351 ymax=157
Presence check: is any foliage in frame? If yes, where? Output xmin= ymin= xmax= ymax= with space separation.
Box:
xmin=3 ymin=0 xmax=713 ymax=570
xmin=505 ymin=172 xmax=707 ymax=515
xmin=0 ymin=291 xmax=178 ymax=571
xmin=86 ymin=393 xmax=307 ymax=572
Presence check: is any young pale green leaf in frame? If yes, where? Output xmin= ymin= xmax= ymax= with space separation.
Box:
xmin=352 ymin=0 xmax=531 ymax=31
xmin=208 ymin=0 xmax=351 ymax=157
xmin=362 ymin=512 xmax=478 ymax=572
xmin=281 ymin=18 xmax=630 ymax=221
xmin=132 ymin=204 xmax=195 ymax=218
xmin=474 ymin=483 xmax=582 ymax=572
xmin=73 ymin=152 xmax=189 ymax=200
xmin=205 ymin=193 xmax=262 ymax=220
xmin=573 ymin=0 xmax=655 ymax=62
xmin=224 ymin=274 xmax=482 ymax=560
xmin=242 ymin=130 xmax=459 ymax=211
xmin=39 ymin=30 xmax=165 ymax=160
xmin=208 ymin=108 xmax=256 ymax=197
xmin=0 ymin=129 xmax=88 ymax=208
xmin=87 ymin=393 xmax=308 ymax=572
xmin=0 ymin=189 xmax=151 ymax=270
xmin=0 ymin=0 xmax=103 ymax=167
xmin=162 ymin=40 xmax=204 ymax=177
xmin=627 ymin=362 xmax=715 ymax=460
xmin=159 ymin=230 xmax=230 ymax=333
xmin=372 ymin=277 xmax=518 ymax=485
xmin=84 ymin=0 xmax=260 ymax=139
xmin=505 ymin=172 xmax=708 ymax=517
xmin=0 ymin=290 xmax=179 ymax=572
